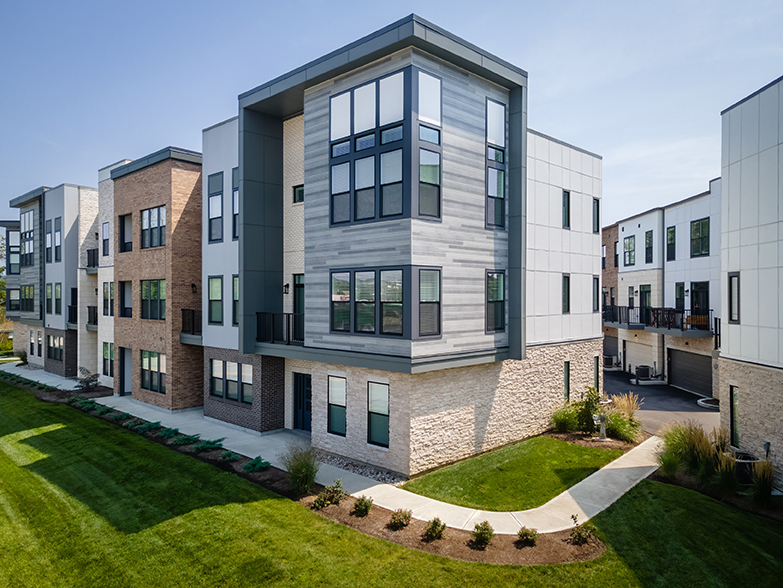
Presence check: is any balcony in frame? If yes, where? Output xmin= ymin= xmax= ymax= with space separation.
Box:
xmin=603 ymin=305 xmax=713 ymax=337
xmin=86 ymin=306 xmax=98 ymax=331
xmin=67 ymin=305 xmax=78 ymax=324
xmin=181 ymin=309 xmax=202 ymax=335
xmin=86 ymin=248 xmax=99 ymax=272
xmin=257 ymin=312 xmax=304 ymax=345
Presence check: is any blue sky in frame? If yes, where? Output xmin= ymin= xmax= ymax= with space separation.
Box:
xmin=1 ymin=0 xmax=781 ymax=224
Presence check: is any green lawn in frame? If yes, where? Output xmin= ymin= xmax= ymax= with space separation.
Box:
xmin=1 ymin=383 xmax=782 ymax=587
xmin=403 ymin=436 xmax=624 ymax=511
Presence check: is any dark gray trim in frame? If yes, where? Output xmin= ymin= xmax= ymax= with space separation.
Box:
xmin=0 ymin=220 xmax=21 ymax=229
xmin=239 ymin=14 xmax=527 ymax=117
xmin=507 ymin=85 xmax=526 ymax=361
xmin=721 ymin=73 xmax=783 ymax=115
xmin=110 ymin=147 xmax=202 ymax=180
xmin=9 ymin=187 xmax=48 ymax=208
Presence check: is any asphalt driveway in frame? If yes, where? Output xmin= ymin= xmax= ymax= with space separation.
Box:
xmin=603 ymin=370 xmax=720 ymax=435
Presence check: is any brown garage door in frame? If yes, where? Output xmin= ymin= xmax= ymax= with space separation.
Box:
xmin=668 ymin=349 xmax=712 ymax=396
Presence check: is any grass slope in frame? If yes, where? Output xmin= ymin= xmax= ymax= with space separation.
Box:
xmin=403 ymin=436 xmax=624 ymax=511
xmin=1 ymin=384 xmax=782 ymax=587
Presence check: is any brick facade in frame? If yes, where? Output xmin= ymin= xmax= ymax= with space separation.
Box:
xmin=601 ymin=223 xmax=619 ymax=354
xmin=44 ymin=327 xmax=76 ymax=377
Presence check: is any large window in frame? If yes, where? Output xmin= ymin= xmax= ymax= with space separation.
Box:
xmin=103 ymin=282 xmax=114 ymax=316
xmin=232 ymin=168 xmax=239 ymax=239
xmin=210 ymin=359 xmax=253 ymax=404
xmin=141 ymin=350 xmax=166 ymax=394
xmin=55 ymin=283 xmax=61 ymax=315
xmin=208 ymin=172 xmax=223 ymax=242
xmin=690 ymin=218 xmax=709 ymax=257
xmin=368 ymin=382 xmax=389 ymax=447
xmin=593 ymin=198 xmax=600 ymax=233
xmin=47 ymin=335 xmax=63 ymax=361
xmin=419 ymin=269 xmax=440 ymax=336
xmin=645 ymin=230 xmax=653 ymax=264
xmin=21 ymin=286 xmax=34 ymax=312
xmin=666 ymin=226 xmax=675 ymax=261
xmin=728 ymin=272 xmax=740 ymax=324
xmin=7 ymin=230 xmax=20 ymax=274
xmin=624 ymin=235 xmax=635 ymax=266
xmin=486 ymin=99 xmax=506 ymax=228
xmin=562 ymin=190 xmax=570 ymax=229
xmin=141 ymin=206 xmax=166 ymax=249
xmin=21 ymin=210 xmax=34 ymax=266
xmin=562 ymin=274 xmax=570 ymax=314
xmin=331 ymin=268 xmax=405 ymax=336
xmin=46 ymin=283 xmax=52 ymax=314
xmin=208 ymin=277 xmax=223 ymax=324
xmin=45 ymin=219 xmax=52 ymax=263
xmin=7 ymin=289 xmax=19 ymax=312
xmin=327 ymin=376 xmax=346 ymax=436
xmin=487 ymin=271 xmax=505 ymax=332
xmin=103 ymin=342 xmax=114 ymax=377
xmin=54 ymin=217 xmax=61 ymax=262
xmin=102 ymin=222 xmax=110 ymax=256
xmin=141 ymin=280 xmax=166 ymax=320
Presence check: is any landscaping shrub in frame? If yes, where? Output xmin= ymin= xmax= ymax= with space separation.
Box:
xmin=108 ymin=412 xmax=131 ymax=421
xmin=569 ymin=514 xmax=595 ymax=546
xmin=604 ymin=409 xmax=641 ymax=443
xmin=218 ymin=450 xmax=241 ymax=462
xmin=243 ymin=456 xmax=271 ymax=473
xmin=612 ymin=391 xmax=643 ymax=421
xmin=517 ymin=526 xmax=538 ymax=547
xmin=576 ymin=386 xmax=601 ymax=433
xmin=551 ymin=404 xmax=578 ymax=433
xmin=192 ymin=438 xmax=226 ymax=453
xmin=471 ymin=520 xmax=495 ymax=548
xmin=351 ymin=495 xmax=373 ymax=517
xmin=281 ymin=446 xmax=319 ymax=495
xmin=313 ymin=479 xmax=346 ymax=510
xmin=715 ymin=451 xmax=738 ymax=494
xmin=424 ymin=517 xmax=446 ymax=540
xmin=750 ymin=459 xmax=775 ymax=506
xmin=94 ymin=405 xmax=114 ymax=416
xmin=172 ymin=434 xmax=201 ymax=446
xmin=661 ymin=422 xmax=688 ymax=462
xmin=711 ymin=427 xmax=730 ymax=454
xmin=134 ymin=421 xmax=162 ymax=434
xmin=0 ymin=339 xmax=13 ymax=352
xmin=122 ymin=418 xmax=144 ymax=429
xmin=388 ymin=509 xmax=412 ymax=530
xmin=157 ymin=427 xmax=180 ymax=439
xmin=19 ymin=351 xmax=27 ymax=364
xmin=75 ymin=374 xmax=98 ymax=392
xmin=682 ymin=421 xmax=711 ymax=472
xmin=657 ymin=448 xmax=680 ymax=478
xmin=66 ymin=395 xmax=86 ymax=405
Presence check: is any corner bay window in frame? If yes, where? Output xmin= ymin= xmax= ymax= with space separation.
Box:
xmin=419 ymin=269 xmax=440 ymax=336
xmin=141 ymin=206 xmax=166 ymax=249
xmin=367 ymin=382 xmax=389 ymax=447
xmin=21 ymin=211 xmax=34 ymax=266
xmin=141 ymin=351 xmax=166 ymax=393
xmin=487 ymin=271 xmax=505 ymax=332
xmin=327 ymin=376 xmax=346 ymax=436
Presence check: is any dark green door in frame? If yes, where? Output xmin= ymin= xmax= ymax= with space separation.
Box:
xmin=293 ymin=274 xmax=304 ymax=342
xmin=640 ymin=285 xmax=652 ymax=325
xmin=293 ymin=373 xmax=311 ymax=432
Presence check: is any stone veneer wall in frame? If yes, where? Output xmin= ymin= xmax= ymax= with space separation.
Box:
xmin=202 ymin=347 xmax=285 ymax=432
xmin=719 ymin=357 xmax=783 ymax=488
xmin=289 ymin=337 xmax=603 ymax=476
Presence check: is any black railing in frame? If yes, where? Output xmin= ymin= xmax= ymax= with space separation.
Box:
xmin=714 ymin=317 xmax=721 ymax=350
xmin=603 ymin=305 xmax=641 ymax=325
xmin=257 ymin=312 xmax=304 ymax=345
xmin=68 ymin=305 xmax=78 ymax=323
xmin=603 ymin=305 xmax=713 ymax=333
xmin=181 ymin=309 xmax=202 ymax=335
xmin=87 ymin=248 xmax=99 ymax=268
xmin=87 ymin=306 xmax=98 ymax=325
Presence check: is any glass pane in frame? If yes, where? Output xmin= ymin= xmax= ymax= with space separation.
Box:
xmin=419 ymin=149 xmax=440 ymax=185
xmin=159 ymin=207 xmax=165 ymax=226
xmin=381 ymin=125 xmax=403 ymax=144
xmin=226 ymin=361 xmax=238 ymax=382
xmin=328 ymin=376 xmax=346 ymax=406
xmin=381 ymin=184 xmax=402 ymax=217
xmin=233 ymin=276 xmax=239 ymax=300
xmin=418 ymin=71 xmax=441 ymax=126
xmin=332 ymin=193 xmax=350 ymax=223
xmin=379 ymin=72 xmax=404 ymax=126
xmin=159 ymin=354 xmax=166 ymax=373
xmin=209 ymin=278 xmax=222 ymax=301
xmin=159 ymin=280 xmax=165 ymax=300
xmin=331 ymin=163 xmax=350 ymax=195
xmin=332 ymin=272 xmax=350 ymax=302
xmin=208 ymin=173 xmax=223 ymax=194
xmin=368 ymin=382 xmax=389 ymax=415
xmin=419 ymin=302 xmax=439 ymax=336
xmin=142 ymin=209 xmax=149 ymax=229
xmin=381 ymin=270 xmax=402 ymax=302
xmin=332 ymin=302 xmax=350 ymax=331
xmin=487 ymin=146 xmax=504 ymax=163
xmin=330 ymin=92 xmax=351 ymax=141
xmin=488 ymin=273 xmax=504 ymax=302
xmin=150 ymin=353 xmax=158 ymax=372
xmin=8 ymin=231 xmax=19 ymax=246
xmin=353 ymin=82 xmax=376 ymax=134
xmin=380 ymin=149 xmax=402 ymax=185
xmin=212 ymin=360 xmax=223 ymax=378
xmin=331 ymin=140 xmax=350 ymax=157
xmin=487 ymin=100 xmax=506 ymax=147
xmin=488 ymin=167 xmax=504 ymax=198
xmin=329 ymin=405 xmax=346 ymax=435
xmin=419 ymin=183 xmax=439 ymax=217
xmin=355 ymin=188 xmax=375 ymax=220
xmin=150 ymin=209 xmax=158 ymax=229
xmin=209 ymin=195 xmax=221 ymax=219
xmin=233 ymin=189 xmax=239 ymax=212
xmin=368 ymin=413 xmax=389 ymax=446
xmin=355 ymin=134 xmax=375 ymax=151
xmin=242 ymin=364 xmax=252 ymax=384
xmin=354 ymin=156 xmax=375 ymax=190
xmin=355 ymin=272 xmax=375 ymax=302
xmin=142 ymin=350 xmax=149 ymax=370
xmin=141 ymin=280 xmax=150 ymax=301
xmin=420 ymin=270 xmax=440 ymax=302
xmin=419 ymin=126 xmax=440 ymax=144
xmin=355 ymin=302 xmax=375 ymax=333
xmin=382 ymin=303 xmax=402 ymax=335
xmin=226 ymin=380 xmax=238 ymax=401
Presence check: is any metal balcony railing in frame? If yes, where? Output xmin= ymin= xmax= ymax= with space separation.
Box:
xmin=181 ymin=309 xmax=202 ymax=335
xmin=603 ymin=305 xmax=713 ymax=333
xmin=87 ymin=248 xmax=99 ymax=268
xmin=257 ymin=312 xmax=304 ymax=345
xmin=87 ymin=306 xmax=98 ymax=326
xmin=67 ymin=305 xmax=78 ymax=324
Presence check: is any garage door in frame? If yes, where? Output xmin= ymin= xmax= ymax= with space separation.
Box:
xmin=604 ymin=336 xmax=618 ymax=359
xmin=668 ymin=349 xmax=712 ymax=396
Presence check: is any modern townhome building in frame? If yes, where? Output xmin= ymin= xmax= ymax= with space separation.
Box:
xmin=602 ymin=180 xmax=721 ymax=396
xmin=7 ymin=183 xmax=97 ymax=377
xmin=111 ymin=147 xmax=204 ymax=410
xmin=191 ymin=15 xmax=604 ymax=476
xmin=719 ymin=74 xmax=783 ymax=484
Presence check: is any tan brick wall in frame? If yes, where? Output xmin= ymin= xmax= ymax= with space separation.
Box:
xmin=719 ymin=357 xmax=783 ymax=488
xmin=290 ymin=338 xmax=603 ymax=476
xmin=283 ymin=115 xmax=305 ymax=315
xmin=602 ymin=224 xmax=619 ymax=304
xmin=113 ymin=158 xmax=203 ymax=411
xmin=14 ymin=322 xmax=43 ymax=366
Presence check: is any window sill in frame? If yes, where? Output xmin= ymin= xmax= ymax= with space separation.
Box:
xmin=208 ymin=395 xmax=252 ymax=408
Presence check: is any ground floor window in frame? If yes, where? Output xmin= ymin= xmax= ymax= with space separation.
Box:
xmin=141 ymin=350 xmax=166 ymax=394
xmin=103 ymin=342 xmax=114 ymax=377
xmin=730 ymin=385 xmax=739 ymax=447
xmin=564 ymin=361 xmax=570 ymax=401
xmin=327 ymin=375 xmax=346 ymax=436
xmin=46 ymin=335 xmax=63 ymax=361
xmin=593 ymin=356 xmax=599 ymax=389
xmin=210 ymin=359 xmax=252 ymax=404
xmin=367 ymin=382 xmax=389 ymax=447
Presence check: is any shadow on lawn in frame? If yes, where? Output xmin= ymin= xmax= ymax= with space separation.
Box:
xmin=1 ymin=385 xmax=283 ymax=535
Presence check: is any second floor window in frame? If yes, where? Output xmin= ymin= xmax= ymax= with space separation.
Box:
xmin=55 ymin=283 xmax=61 ymax=315
xmin=7 ymin=289 xmax=20 ymax=311
xmin=54 ymin=217 xmax=61 ymax=262
xmin=7 ymin=230 xmax=20 ymax=274
xmin=645 ymin=230 xmax=653 ymax=263
xmin=209 ymin=277 xmax=223 ymax=324
xmin=624 ymin=235 xmax=635 ymax=266
xmin=45 ymin=220 xmax=52 ymax=263
xmin=46 ymin=284 xmax=52 ymax=314
xmin=208 ymin=172 xmax=223 ymax=242
xmin=419 ymin=269 xmax=441 ymax=337
xmin=142 ymin=206 xmax=166 ymax=249
xmin=232 ymin=276 xmax=239 ymax=326
xmin=666 ymin=226 xmax=675 ymax=261
xmin=120 ymin=214 xmax=132 ymax=252
xmin=293 ymin=184 xmax=304 ymax=204
xmin=141 ymin=279 xmax=165 ymax=320
xmin=102 ymin=222 xmax=110 ymax=256
xmin=728 ymin=272 xmax=740 ymax=323
xmin=103 ymin=282 xmax=114 ymax=316
xmin=486 ymin=98 xmax=506 ymax=228
xmin=21 ymin=285 xmax=34 ymax=312
xmin=593 ymin=198 xmax=600 ymax=233
xmin=691 ymin=218 xmax=709 ymax=257
xmin=562 ymin=190 xmax=570 ymax=229
xmin=562 ymin=274 xmax=570 ymax=314
xmin=330 ymin=268 xmax=403 ymax=336
xmin=232 ymin=168 xmax=239 ymax=239
xmin=21 ymin=210 xmax=34 ymax=267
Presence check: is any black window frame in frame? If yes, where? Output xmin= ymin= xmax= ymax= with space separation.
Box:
xmin=45 ymin=219 xmax=52 ymax=263
xmin=102 ymin=222 xmax=110 ymax=256
xmin=418 ymin=268 xmax=441 ymax=337
xmin=592 ymin=198 xmax=600 ymax=233
xmin=141 ymin=350 xmax=166 ymax=394
xmin=7 ymin=229 xmax=20 ymax=274
xmin=141 ymin=206 xmax=166 ymax=250
xmin=486 ymin=270 xmax=506 ymax=333
xmin=20 ymin=285 xmax=34 ymax=312
xmin=485 ymin=98 xmax=506 ymax=229
xmin=624 ymin=235 xmax=635 ymax=266
xmin=119 ymin=214 xmax=132 ymax=252
xmin=675 ymin=282 xmax=685 ymax=311
xmin=232 ymin=275 xmax=239 ymax=326
xmin=562 ymin=274 xmax=571 ymax=314
xmin=54 ymin=217 xmax=61 ymax=262
xmin=592 ymin=276 xmax=599 ymax=312
xmin=46 ymin=335 xmax=63 ymax=362
xmin=293 ymin=184 xmax=304 ymax=204
xmin=327 ymin=375 xmax=347 ymax=436
xmin=20 ymin=211 xmax=34 ymax=267
xmin=103 ymin=342 xmax=114 ymax=377
xmin=690 ymin=217 xmax=709 ymax=258
xmin=728 ymin=272 xmax=740 ymax=324
xmin=232 ymin=167 xmax=239 ymax=240
xmin=45 ymin=283 xmax=52 ymax=315
xmin=103 ymin=282 xmax=115 ymax=316
xmin=564 ymin=361 xmax=570 ymax=401
xmin=367 ymin=381 xmax=390 ymax=448
xmin=562 ymin=190 xmax=571 ymax=229
xmin=614 ymin=240 xmax=619 ymax=268
xmin=645 ymin=230 xmax=653 ymax=264
xmin=330 ymin=267 xmax=408 ymax=338
xmin=208 ymin=276 xmax=223 ymax=325
xmin=208 ymin=172 xmax=224 ymax=243
xmin=140 ymin=279 xmax=166 ymax=320
xmin=7 ymin=288 xmax=20 ymax=312
xmin=119 ymin=280 xmax=132 ymax=318
xmin=209 ymin=359 xmax=253 ymax=404
xmin=54 ymin=283 xmax=61 ymax=315
xmin=666 ymin=226 xmax=676 ymax=261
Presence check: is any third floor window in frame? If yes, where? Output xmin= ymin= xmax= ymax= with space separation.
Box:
xmin=141 ymin=206 xmax=166 ymax=249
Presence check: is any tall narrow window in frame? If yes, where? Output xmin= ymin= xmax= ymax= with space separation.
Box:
xmin=486 ymin=167 xmax=505 ymax=227
xmin=327 ymin=376 xmax=347 ymax=436
xmin=593 ymin=277 xmax=599 ymax=312
xmin=690 ymin=218 xmax=709 ymax=257
xmin=102 ymin=222 xmax=110 ymax=256
xmin=602 ymin=245 xmax=606 ymax=269
xmin=419 ymin=149 xmax=441 ymax=217
xmin=232 ymin=168 xmax=239 ymax=239
xmin=354 ymin=156 xmax=375 ymax=221
xmin=8 ymin=289 xmax=19 ymax=311
xmin=354 ymin=271 xmax=375 ymax=333
xmin=226 ymin=361 xmax=239 ymax=401
xmin=241 ymin=364 xmax=253 ymax=404
xmin=103 ymin=282 xmax=110 ymax=316
xmin=564 ymin=361 xmax=571 ymax=401
xmin=487 ymin=271 xmax=505 ymax=332
xmin=728 ymin=272 xmax=740 ymax=323
xmin=141 ymin=207 xmax=166 ymax=248
xmin=54 ymin=217 xmax=61 ymax=262
xmin=7 ymin=230 xmax=20 ymax=274
xmin=232 ymin=275 xmax=239 ymax=326
xmin=593 ymin=356 xmax=599 ymax=389
xmin=486 ymin=99 xmax=506 ymax=228
xmin=645 ymin=230 xmax=653 ymax=263
xmin=54 ymin=283 xmax=61 ymax=315
xmin=120 ymin=214 xmax=132 ymax=252
xmin=730 ymin=385 xmax=739 ymax=447
xmin=208 ymin=277 xmax=223 ymax=324
xmin=208 ymin=172 xmax=223 ymax=242
xmin=562 ymin=275 xmax=571 ymax=314
xmin=368 ymin=382 xmax=390 ymax=447
xmin=379 ymin=71 xmax=404 ymax=127
xmin=46 ymin=283 xmax=52 ymax=314
xmin=331 ymin=272 xmax=350 ymax=332
xmin=666 ymin=226 xmax=676 ymax=261
xmin=624 ymin=235 xmax=635 ymax=266
xmin=380 ymin=150 xmax=403 ymax=217
xmin=419 ymin=269 xmax=440 ymax=336
xmin=109 ymin=282 xmax=114 ymax=317
xmin=331 ymin=162 xmax=350 ymax=224
xmin=614 ymin=241 xmax=619 ymax=267
xmin=628 ymin=286 xmax=635 ymax=309
xmin=418 ymin=71 xmax=441 ymax=127
xmin=45 ymin=219 xmax=52 ymax=263
xmin=562 ymin=190 xmax=571 ymax=229
xmin=593 ymin=198 xmax=600 ymax=233
xmin=380 ymin=270 xmax=403 ymax=335
xmin=210 ymin=360 xmax=224 ymax=397
xmin=21 ymin=211 xmax=34 ymax=267
xmin=103 ymin=343 xmax=114 ymax=377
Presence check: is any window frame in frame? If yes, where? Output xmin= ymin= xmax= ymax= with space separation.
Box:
xmin=102 ymin=222 xmax=110 ymax=256
xmin=119 ymin=213 xmax=132 ymax=252
xmin=140 ymin=206 xmax=166 ymax=249
xmin=232 ymin=275 xmax=239 ymax=326
xmin=562 ymin=274 xmax=571 ymax=314
xmin=54 ymin=217 xmax=61 ymax=262
xmin=7 ymin=229 xmax=20 ymax=274
xmin=208 ymin=276 xmax=223 ymax=325
xmin=232 ymin=167 xmax=239 ymax=240
xmin=103 ymin=342 xmax=114 ymax=377
xmin=562 ymin=190 xmax=571 ymax=229
xmin=592 ymin=198 xmax=600 ymax=233
xmin=623 ymin=235 xmax=635 ymax=266
xmin=21 ymin=211 xmax=35 ymax=267
xmin=417 ymin=268 xmax=441 ymax=337
xmin=327 ymin=375 xmax=347 ymax=437
xmin=486 ymin=270 xmax=506 ymax=333
xmin=45 ymin=219 xmax=52 ymax=263
xmin=564 ymin=361 xmax=570 ymax=401
xmin=367 ymin=381 xmax=390 ymax=448
xmin=666 ymin=226 xmax=676 ymax=261
xmin=140 ymin=350 xmax=166 ymax=394
xmin=7 ymin=289 xmax=20 ymax=312
xmin=54 ymin=283 xmax=61 ymax=315
xmin=592 ymin=276 xmax=599 ymax=312
xmin=140 ymin=279 xmax=166 ymax=320
xmin=208 ymin=172 xmax=224 ymax=244
xmin=45 ymin=283 xmax=52 ymax=315
xmin=728 ymin=272 xmax=740 ymax=324
xmin=293 ymin=184 xmax=304 ymax=204
xmin=485 ymin=98 xmax=506 ymax=229
xmin=645 ymin=230 xmax=653 ymax=264
xmin=690 ymin=217 xmax=710 ymax=258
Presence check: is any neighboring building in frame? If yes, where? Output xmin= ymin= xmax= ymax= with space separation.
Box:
xmin=602 ymin=179 xmax=721 ymax=396
xmin=192 ymin=15 xmax=603 ymax=476
xmin=601 ymin=222 xmax=619 ymax=363
xmin=111 ymin=148 xmax=204 ymax=410
xmin=719 ymin=74 xmax=783 ymax=484
xmin=7 ymin=184 xmax=96 ymax=376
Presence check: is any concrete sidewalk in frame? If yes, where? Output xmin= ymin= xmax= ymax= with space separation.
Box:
xmin=0 ymin=362 xmax=80 ymax=390
xmin=95 ymin=395 xmax=661 ymax=534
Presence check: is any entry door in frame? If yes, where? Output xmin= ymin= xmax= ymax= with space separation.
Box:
xmin=120 ymin=347 xmax=132 ymax=396
xmin=640 ymin=285 xmax=652 ymax=325
xmin=622 ymin=340 xmax=627 ymax=372
xmin=293 ymin=274 xmax=304 ymax=342
xmin=691 ymin=282 xmax=709 ymax=316
xmin=293 ymin=373 xmax=312 ymax=432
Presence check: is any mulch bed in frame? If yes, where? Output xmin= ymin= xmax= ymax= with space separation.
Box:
xmin=543 ymin=429 xmax=651 ymax=451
